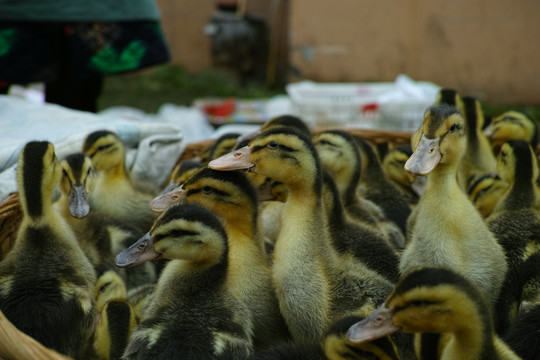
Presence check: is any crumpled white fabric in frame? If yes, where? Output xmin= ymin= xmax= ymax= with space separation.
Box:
xmin=0 ymin=96 xmax=215 ymax=202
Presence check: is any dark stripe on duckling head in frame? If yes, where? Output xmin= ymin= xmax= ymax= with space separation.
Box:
xmin=437 ymin=89 xmax=460 ymax=108
xmin=104 ymin=300 xmax=134 ymax=360
xmin=467 ymin=173 xmax=495 ymax=198
xmin=262 ymin=114 xmax=311 ymax=136
xmin=425 ymin=104 xmax=462 ymax=138
xmin=208 ymin=133 xmax=241 ymax=158
xmin=507 ymin=140 xmax=534 ymax=186
xmin=463 ymin=97 xmax=479 ymax=143
xmin=154 ymin=203 xmax=227 ymax=241
xmin=62 ymin=153 xmax=89 ymax=185
xmin=82 ymin=130 xmax=117 ymax=153
xmin=20 ymin=141 xmax=53 ymax=218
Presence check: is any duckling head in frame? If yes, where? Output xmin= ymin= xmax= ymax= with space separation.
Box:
xmin=116 ymin=203 xmax=227 ymax=267
xmin=82 ymin=130 xmax=126 ymax=173
xmin=467 ymin=173 xmax=508 ymax=218
xmin=59 ymin=153 xmax=96 ymax=218
xmin=17 ymin=141 xmax=62 ymax=218
xmin=496 ymin=140 xmax=538 ymax=187
xmin=484 ymin=111 xmax=539 ymax=152
xmin=405 ymin=105 xmax=466 ymax=176
xmin=95 ymin=267 xmax=127 ymax=312
xmin=347 ymin=267 xmax=489 ymax=343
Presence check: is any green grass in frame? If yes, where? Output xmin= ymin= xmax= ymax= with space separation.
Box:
xmin=98 ymin=64 xmax=284 ymax=113
xmin=98 ymin=64 xmax=540 ymax=121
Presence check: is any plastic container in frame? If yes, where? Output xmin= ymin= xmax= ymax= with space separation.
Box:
xmin=286 ymin=75 xmax=441 ymax=131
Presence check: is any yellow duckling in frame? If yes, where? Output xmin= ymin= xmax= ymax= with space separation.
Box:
xmin=484 ymin=110 xmax=540 ymax=156
xmin=347 ymin=267 xmax=522 ymax=360
xmin=0 ymin=141 xmax=96 ymax=358
xmin=403 ymin=104 xmax=507 ymax=306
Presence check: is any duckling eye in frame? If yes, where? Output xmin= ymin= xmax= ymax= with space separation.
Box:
xmin=268 ymin=141 xmax=279 ymax=149
xmin=137 ymin=241 xmax=148 ymax=251
xmin=99 ymin=282 xmax=111 ymax=293
xmin=449 ymin=124 xmax=460 ymax=133
xmin=202 ymin=186 xmax=214 ymax=194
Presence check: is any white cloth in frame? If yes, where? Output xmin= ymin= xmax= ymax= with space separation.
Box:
xmin=0 ymin=96 xmax=215 ymax=202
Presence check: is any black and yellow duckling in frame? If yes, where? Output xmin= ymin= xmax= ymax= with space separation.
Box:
xmin=82 ymin=130 xmax=158 ymax=233
xmin=485 ymin=140 xmax=540 ymax=334
xmin=484 ymin=110 xmax=540 ymax=156
xmin=247 ymin=315 xmax=401 ymax=360
xmin=0 ymin=141 xmax=96 ymax=358
xmin=460 ymin=96 xmax=498 ymax=187
xmin=53 ymin=152 xmax=157 ymax=290
xmin=467 ymin=173 xmax=509 ymax=218
xmin=320 ymin=170 xmax=401 ymax=284
xmin=158 ymin=167 xmax=290 ymax=348
xmin=313 ymin=130 xmax=407 ymax=251
xmin=347 ymin=266 xmax=521 ymax=360
xmin=402 ymin=104 xmax=507 ymax=306
xmin=354 ymin=135 xmax=413 ymax=240
xmin=503 ymin=299 xmax=540 ymax=360
xmin=116 ymin=203 xmax=254 ymax=359
xmin=381 ymin=144 xmax=422 ymax=206
xmin=92 ymin=266 xmax=137 ymax=360
xmin=210 ymin=128 xmax=404 ymax=347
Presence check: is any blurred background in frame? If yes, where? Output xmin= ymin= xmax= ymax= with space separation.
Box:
xmin=99 ymin=0 xmax=540 ymax=119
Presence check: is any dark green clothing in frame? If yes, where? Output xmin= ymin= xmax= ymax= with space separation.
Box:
xmin=0 ymin=0 xmax=161 ymax=21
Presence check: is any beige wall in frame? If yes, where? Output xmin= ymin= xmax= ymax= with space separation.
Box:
xmin=156 ymin=0 xmax=540 ymax=104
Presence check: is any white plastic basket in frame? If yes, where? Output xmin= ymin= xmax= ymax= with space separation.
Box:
xmin=286 ymin=75 xmax=441 ymax=131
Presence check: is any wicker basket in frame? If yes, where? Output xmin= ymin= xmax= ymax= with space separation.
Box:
xmin=0 ymin=128 xmax=411 ymax=358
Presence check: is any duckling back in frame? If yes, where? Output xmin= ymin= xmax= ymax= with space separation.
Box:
xmin=0 ymin=141 xmax=96 ymax=358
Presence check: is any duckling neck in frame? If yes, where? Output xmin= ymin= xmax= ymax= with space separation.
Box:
xmin=504 ymin=179 xmax=535 ymax=209
xmin=425 ymin=162 xmax=461 ymax=194
xmin=444 ymin=319 xmax=496 ymax=360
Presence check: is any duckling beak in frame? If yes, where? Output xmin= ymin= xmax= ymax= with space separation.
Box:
xmin=115 ymin=233 xmax=162 ymax=268
xmin=347 ymin=305 xmax=401 ymax=344
xmin=150 ymin=185 xmax=186 ymax=213
xmin=405 ymin=135 xmax=441 ymax=176
xmin=208 ymin=146 xmax=255 ymax=171
xmin=69 ymin=185 xmax=90 ymax=218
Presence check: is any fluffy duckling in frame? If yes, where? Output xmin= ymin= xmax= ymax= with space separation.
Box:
xmin=116 ymin=203 xmax=254 ymax=359
xmin=402 ymin=104 xmax=507 ymax=306
xmin=0 ymin=141 xmax=96 ymax=358
xmin=503 ymin=299 xmax=540 ymax=360
xmin=167 ymin=168 xmax=290 ymax=348
xmin=467 ymin=173 xmax=509 ymax=218
xmin=320 ymin=171 xmax=401 ymax=283
xmin=82 ymin=130 xmax=158 ymax=233
xmin=53 ymin=152 xmax=156 ymax=290
xmin=313 ymin=130 xmax=407 ymax=251
xmin=354 ymin=135 xmax=412 ymax=240
xmin=485 ymin=140 xmax=540 ymax=333
xmin=248 ymin=315 xmax=401 ymax=360
xmin=484 ymin=110 xmax=539 ymax=156
xmin=347 ymin=267 xmax=521 ymax=360
xmin=460 ymin=96 xmax=498 ymax=187
xmin=92 ymin=266 xmax=137 ymax=360
xmin=381 ymin=145 xmax=421 ymax=205
xmin=210 ymin=128 xmax=409 ymax=347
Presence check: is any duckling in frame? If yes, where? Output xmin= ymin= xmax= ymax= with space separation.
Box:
xmin=484 ymin=110 xmax=539 ymax=156
xmin=92 ymin=266 xmax=137 ymax=360
xmin=381 ymin=145 xmax=421 ymax=206
xmin=313 ymin=130 xmax=407 ymax=251
xmin=82 ymin=130 xmax=158 ymax=233
xmin=116 ymin=203 xmax=254 ymax=359
xmin=435 ymin=88 xmax=466 ymax=115
xmin=354 ymin=135 xmax=413 ymax=239
xmin=210 ymin=128 xmax=405 ymax=347
xmin=467 ymin=173 xmax=509 ymax=218
xmin=157 ymin=167 xmax=290 ymax=348
xmin=485 ymin=140 xmax=540 ymax=334
xmin=248 ymin=315 xmax=401 ymax=360
xmin=320 ymin=170 xmax=401 ymax=284
xmin=0 ymin=141 xmax=96 ymax=358
xmin=402 ymin=104 xmax=507 ymax=307
xmin=347 ymin=267 xmax=521 ymax=360
xmin=503 ymin=298 xmax=540 ymax=360
xmin=460 ymin=96 xmax=497 ymax=187
xmin=53 ymin=152 xmax=156 ymax=290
